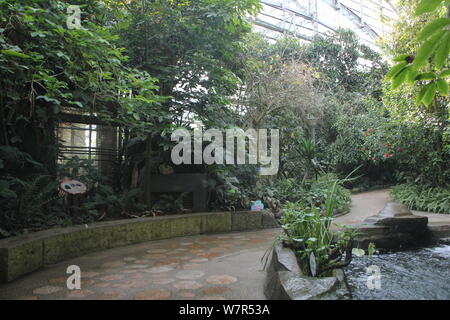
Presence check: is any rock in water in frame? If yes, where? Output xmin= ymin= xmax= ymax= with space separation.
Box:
xmin=353 ymin=202 xmax=430 ymax=250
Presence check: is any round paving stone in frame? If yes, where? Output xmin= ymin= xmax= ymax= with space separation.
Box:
xmin=146 ymin=266 xmax=174 ymax=273
xmin=66 ymin=289 xmax=94 ymax=298
xmin=146 ymin=249 xmax=168 ymax=254
xmin=151 ymin=278 xmax=175 ymax=285
xmin=92 ymin=282 xmax=110 ymax=288
xmin=175 ymin=270 xmax=205 ymax=280
xmin=202 ymin=286 xmax=229 ymax=295
xmin=201 ymin=296 xmax=225 ymax=300
xmin=18 ymin=296 xmax=38 ymax=300
xmin=111 ymin=280 xmax=147 ymax=289
xmin=122 ymin=270 xmax=138 ymax=274
xmin=102 ymin=261 xmax=125 ymax=268
xmin=206 ymin=275 xmax=238 ymax=285
xmin=94 ymin=292 xmax=125 ymax=300
xmin=125 ymin=264 xmax=149 ymax=269
xmin=101 ymin=261 xmax=126 ymax=268
xmin=173 ymin=281 xmax=203 ymax=290
xmin=189 ymin=258 xmax=208 ymax=263
xmin=155 ymin=258 xmax=180 ymax=266
xmin=129 ymin=273 xmax=146 ymax=279
xmin=81 ymin=279 xmax=95 ymax=287
xmin=48 ymin=277 xmax=66 ymax=284
xmin=197 ymin=252 xmax=220 ymax=259
xmin=33 ymin=285 xmax=62 ymax=295
xmin=100 ymin=274 xmax=124 ymax=281
xmin=135 ymin=259 xmax=151 ymax=264
xmin=135 ymin=289 xmax=171 ymax=300
xmin=181 ymin=263 xmax=202 ymax=270
xmin=82 ymin=271 xmax=100 ymax=278
xmin=179 ymin=291 xmax=196 ymax=298
xmin=143 ymin=253 xmax=167 ymax=259
xmin=123 ymin=257 xmax=137 ymax=262
xmin=209 ymin=247 xmax=226 ymax=253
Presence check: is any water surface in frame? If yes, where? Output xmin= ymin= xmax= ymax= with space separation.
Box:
xmin=345 ymin=245 xmax=450 ymax=300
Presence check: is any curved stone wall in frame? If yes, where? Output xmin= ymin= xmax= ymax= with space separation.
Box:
xmin=0 ymin=210 xmax=278 ymax=282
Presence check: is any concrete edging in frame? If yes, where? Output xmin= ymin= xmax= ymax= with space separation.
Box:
xmin=0 ymin=210 xmax=278 ymax=282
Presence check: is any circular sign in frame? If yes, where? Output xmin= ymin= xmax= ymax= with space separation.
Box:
xmin=60 ymin=180 xmax=87 ymax=195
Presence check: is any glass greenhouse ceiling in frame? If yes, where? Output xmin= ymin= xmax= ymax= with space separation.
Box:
xmin=251 ymin=0 xmax=398 ymax=50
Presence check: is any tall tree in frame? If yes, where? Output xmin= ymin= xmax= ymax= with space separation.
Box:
xmin=113 ymin=0 xmax=261 ymax=129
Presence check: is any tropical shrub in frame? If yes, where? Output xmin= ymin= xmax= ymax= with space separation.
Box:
xmin=257 ymin=173 xmax=351 ymax=214
xmin=306 ymin=174 xmax=351 ymax=214
xmin=361 ymin=118 xmax=449 ymax=186
xmin=279 ymin=179 xmax=359 ymax=277
xmin=206 ymin=165 xmax=252 ymax=212
xmin=390 ymin=183 xmax=450 ymax=214
xmin=0 ymin=174 xmax=67 ymax=237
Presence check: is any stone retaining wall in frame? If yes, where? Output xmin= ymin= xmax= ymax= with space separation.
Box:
xmin=0 ymin=210 xmax=278 ymax=282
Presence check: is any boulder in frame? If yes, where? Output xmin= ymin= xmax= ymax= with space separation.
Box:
xmin=264 ymin=244 xmax=349 ymax=300
xmin=352 ymin=202 xmax=430 ymax=250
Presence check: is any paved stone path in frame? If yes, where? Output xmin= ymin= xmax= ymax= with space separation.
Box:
xmin=1 ymin=188 xmax=449 ymax=300
xmin=0 ymin=229 xmax=280 ymax=300
xmin=333 ymin=189 xmax=450 ymax=229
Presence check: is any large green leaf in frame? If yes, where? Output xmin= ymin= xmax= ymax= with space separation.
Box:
xmin=434 ymin=32 xmax=450 ymax=69
xmin=415 ymin=0 xmax=444 ymax=16
xmin=413 ymin=30 xmax=446 ymax=67
xmin=436 ymin=79 xmax=449 ymax=96
xmin=386 ymin=61 xmax=407 ymax=80
xmin=0 ymin=49 xmax=30 ymax=59
xmin=392 ymin=66 xmax=411 ymax=89
xmin=417 ymin=18 xmax=450 ymax=41
xmin=422 ymin=82 xmax=437 ymax=106
xmin=407 ymin=68 xmax=420 ymax=83
xmin=415 ymin=72 xmax=436 ymax=81
xmin=352 ymin=248 xmax=365 ymax=257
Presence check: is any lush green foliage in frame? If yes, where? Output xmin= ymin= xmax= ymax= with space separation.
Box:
xmin=386 ymin=0 xmax=449 ymax=107
xmin=280 ymin=180 xmax=357 ymax=277
xmin=391 ymin=183 xmax=450 ymax=214
xmin=261 ymin=174 xmax=350 ymax=214
xmin=1 ymin=0 xmax=448 ymax=239
xmin=0 ymin=154 xmax=146 ymax=237
xmin=360 ymin=118 xmax=449 ymax=186
xmin=0 ymin=0 xmax=163 ymax=169
xmin=113 ymin=0 xmax=260 ymax=128
xmin=300 ymin=29 xmax=387 ymax=97
xmin=0 ymin=0 xmax=260 ymax=236
xmin=379 ymin=0 xmax=449 ymax=188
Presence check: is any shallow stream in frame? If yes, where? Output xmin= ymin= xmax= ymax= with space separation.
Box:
xmin=345 ymin=244 xmax=450 ymax=300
